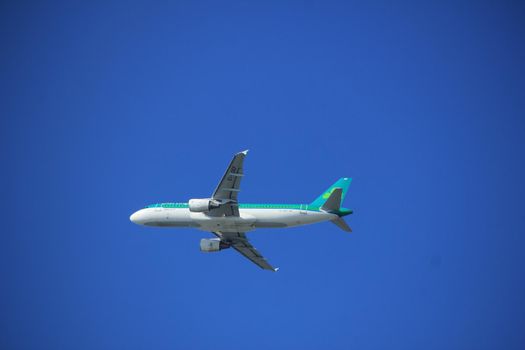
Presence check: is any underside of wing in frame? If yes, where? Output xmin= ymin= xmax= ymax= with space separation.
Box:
xmin=212 ymin=150 xmax=247 ymax=203
xmin=221 ymin=203 xmax=240 ymax=217
xmin=213 ymin=231 xmax=278 ymax=271
xmin=231 ymin=240 xmax=277 ymax=271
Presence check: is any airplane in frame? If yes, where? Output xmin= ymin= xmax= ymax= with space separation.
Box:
xmin=130 ymin=150 xmax=353 ymax=271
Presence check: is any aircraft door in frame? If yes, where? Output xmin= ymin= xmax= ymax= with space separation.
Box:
xmin=300 ymin=204 xmax=307 ymax=215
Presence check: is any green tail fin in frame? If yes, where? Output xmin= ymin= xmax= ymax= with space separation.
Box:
xmin=310 ymin=178 xmax=352 ymax=208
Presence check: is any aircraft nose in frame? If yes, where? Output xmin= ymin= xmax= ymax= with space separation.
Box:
xmin=130 ymin=210 xmax=142 ymax=224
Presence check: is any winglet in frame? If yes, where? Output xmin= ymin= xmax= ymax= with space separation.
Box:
xmin=239 ymin=149 xmax=249 ymax=155
xmin=274 ymin=267 xmax=280 ymax=272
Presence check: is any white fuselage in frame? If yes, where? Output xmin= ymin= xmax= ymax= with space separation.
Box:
xmin=129 ymin=207 xmax=337 ymax=233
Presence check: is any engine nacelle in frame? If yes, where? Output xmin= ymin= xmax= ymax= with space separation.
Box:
xmin=200 ymin=238 xmax=230 ymax=252
xmin=188 ymin=198 xmax=220 ymax=213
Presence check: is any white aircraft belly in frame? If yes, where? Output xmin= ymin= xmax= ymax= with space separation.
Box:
xmin=136 ymin=207 xmax=336 ymax=231
xmin=139 ymin=208 xmax=193 ymax=227
xmin=190 ymin=211 xmax=257 ymax=232
xmin=243 ymin=209 xmax=334 ymax=229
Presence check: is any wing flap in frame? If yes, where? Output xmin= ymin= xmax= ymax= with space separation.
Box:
xmin=213 ymin=231 xmax=278 ymax=271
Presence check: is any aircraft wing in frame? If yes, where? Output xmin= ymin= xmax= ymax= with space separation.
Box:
xmin=212 ymin=150 xmax=247 ymax=201
xmin=211 ymin=150 xmax=248 ymax=217
xmin=213 ymin=231 xmax=278 ymax=271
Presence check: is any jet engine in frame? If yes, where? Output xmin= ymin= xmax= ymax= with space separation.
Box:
xmin=188 ymin=198 xmax=221 ymax=213
xmin=200 ymin=238 xmax=230 ymax=252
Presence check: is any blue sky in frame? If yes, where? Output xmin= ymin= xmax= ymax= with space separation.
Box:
xmin=1 ymin=1 xmax=525 ymax=349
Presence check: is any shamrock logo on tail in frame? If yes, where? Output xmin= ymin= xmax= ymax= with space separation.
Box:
xmin=322 ymin=188 xmax=336 ymax=199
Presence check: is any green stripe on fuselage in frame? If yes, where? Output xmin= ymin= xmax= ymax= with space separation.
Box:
xmin=145 ymin=202 xmax=353 ymax=216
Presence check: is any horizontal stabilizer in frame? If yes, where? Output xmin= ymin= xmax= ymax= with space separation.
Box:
xmin=331 ymin=217 xmax=352 ymax=232
xmin=321 ymin=188 xmax=342 ymax=212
